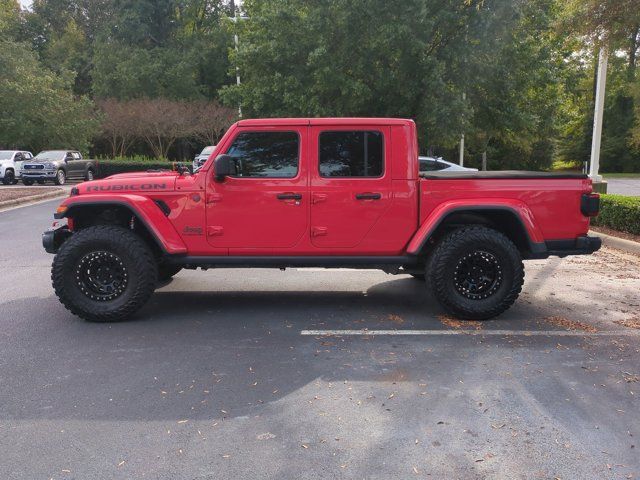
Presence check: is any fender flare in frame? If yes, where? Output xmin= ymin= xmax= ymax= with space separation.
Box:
xmin=406 ymin=200 xmax=545 ymax=256
xmin=55 ymin=194 xmax=188 ymax=254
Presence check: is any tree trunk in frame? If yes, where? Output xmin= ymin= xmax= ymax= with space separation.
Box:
xmin=628 ymin=25 xmax=639 ymax=80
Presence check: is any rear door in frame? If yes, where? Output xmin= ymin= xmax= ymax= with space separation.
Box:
xmin=309 ymin=126 xmax=392 ymax=248
xmin=206 ymin=127 xmax=309 ymax=249
xmin=67 ymin=152 xmax=83 ymax=177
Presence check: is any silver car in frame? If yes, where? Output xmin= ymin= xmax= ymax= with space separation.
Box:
xmin=193 ymin=146 xmax=216 ymax=172
xmin=419 ymin=156 xmax=478 ymax=173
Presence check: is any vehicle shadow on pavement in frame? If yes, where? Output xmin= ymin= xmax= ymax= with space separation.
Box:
xmin=1 ymin=286 xmax=638 ymax=480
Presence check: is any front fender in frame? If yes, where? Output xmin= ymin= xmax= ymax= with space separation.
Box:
xmin=406 ymin=199 xmax=544 ymax=255
xmin=55 ymin=194 xmax=188 ymax=254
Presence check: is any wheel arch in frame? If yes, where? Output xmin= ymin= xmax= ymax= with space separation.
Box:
xmin=58 ymin=198 xmax=188 ymax=255
xmin=408 ymin=205 xmax=547 ymax=259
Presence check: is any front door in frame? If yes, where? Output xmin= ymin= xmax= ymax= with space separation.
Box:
xmin=309 ymin=126 xmax=393 ymax=248
xmin=206 ymin=127 xmax=309 ymax=250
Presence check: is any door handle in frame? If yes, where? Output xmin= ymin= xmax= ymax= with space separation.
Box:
xmin=355 ymin=192 xmax=382 ymax=200
xmin=277 ymin=193 xmax=302 ymax=200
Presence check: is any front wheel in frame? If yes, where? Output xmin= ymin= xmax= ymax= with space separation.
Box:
xmin=158 ymin=263 xmax=182 ymax=281
xmin=426 ymin=226 xmax=524 ymax=320
xmin=52 ymin=225 xmax=158 ymax=322
xmin=54 ymin=169 xmax=66 ymax=185
xmin=2 ymin=170 xmax=15 ymax=185
xmin=85 ymin=168 xmax=95 ymax=181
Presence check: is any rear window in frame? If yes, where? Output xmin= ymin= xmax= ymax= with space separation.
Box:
xmin=319 ymin=131 xmax=384 ymax=177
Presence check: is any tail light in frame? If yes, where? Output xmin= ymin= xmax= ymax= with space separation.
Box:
xmin=581 ymin=193 xmax=600 ymax=217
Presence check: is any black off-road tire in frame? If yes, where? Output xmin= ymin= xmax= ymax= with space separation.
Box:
xmin=52 ymin=225 xmax=158 ymax=322
xmin=158 ymin=263 xmax=182 ymax=281
xmin=85 ymin=168 xmax=95 ymax=181
xmin=37 ymin=179 xmax=46 ymax=185
xmin=410 ymin=273 xmax=426 ymax=281
xmin=426 ymin=226 xmax=524 ymax=320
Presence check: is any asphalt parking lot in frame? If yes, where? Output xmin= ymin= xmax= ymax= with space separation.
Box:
xmin=1 ymin=199 xmax=639 ymax=480
xmin=606 ymin=178 xmax=640 ymax=196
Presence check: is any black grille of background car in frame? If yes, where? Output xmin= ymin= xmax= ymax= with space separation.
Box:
xmin=24 ymin=164 xmax=45 ymax=170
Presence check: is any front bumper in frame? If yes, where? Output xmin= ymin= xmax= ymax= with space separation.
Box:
xmin=42 ymin=226 xmax=72 ymax=254
xmin=22 ymin=171 xmax=56 ymax=179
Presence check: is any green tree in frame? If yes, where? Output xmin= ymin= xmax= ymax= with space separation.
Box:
xmin=0 ymin=40 xmax=99 ymax=152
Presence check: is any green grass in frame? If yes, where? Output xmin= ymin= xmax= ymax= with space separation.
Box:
xmin=602 ymin=173 xmax=640 ymax=179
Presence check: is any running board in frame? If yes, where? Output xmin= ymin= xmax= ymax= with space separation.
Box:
xmin=166 ymin=255 xmax=416 ymax=270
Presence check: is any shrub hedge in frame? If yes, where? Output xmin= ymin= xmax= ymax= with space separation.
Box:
xmin=591 ymin=194 xmax=640 ymax=235
xmin=95 ymin=159 xmax=177 ymax=178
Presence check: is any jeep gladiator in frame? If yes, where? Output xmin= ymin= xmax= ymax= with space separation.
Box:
xmin=43 ymin=118 xmax=601 ymax=322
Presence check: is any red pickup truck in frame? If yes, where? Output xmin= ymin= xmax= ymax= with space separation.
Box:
xmin=43 ymin=118 xmax=601 ymax=322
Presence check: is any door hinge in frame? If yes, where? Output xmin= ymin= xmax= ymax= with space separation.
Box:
xmin=312 ymin=193 xmax=328 ymax=204
xmin=207 ymin=193 xmax=223 ymax=204
xmin=207 ymin=226 xmax=224 ymax=236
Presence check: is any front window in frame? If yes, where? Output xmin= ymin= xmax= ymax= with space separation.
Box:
xmin=319 ymin=131 xmax=384 ymax=177
xmin=35 ymin=151 xmax=65 ymax=162
xmin=225 ymin=131 xmax=299 ymax=178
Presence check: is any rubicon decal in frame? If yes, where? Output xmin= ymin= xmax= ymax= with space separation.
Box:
xmin=86 ymin=184 xmax=167 ymax=192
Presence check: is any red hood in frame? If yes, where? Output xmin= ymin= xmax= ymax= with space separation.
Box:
xmin=76 ymin=171 xmax=178 ymax=194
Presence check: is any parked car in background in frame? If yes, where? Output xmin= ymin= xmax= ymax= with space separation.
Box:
xmin=419 ymin=156 xmax=478 ymax=173
xmin=21 ymin=150 xmax=96 ymax=186
xmin=193 ymin=146 xmax=216 ymax=172
xmin=0 ymin=150 xmax=33 ymax=185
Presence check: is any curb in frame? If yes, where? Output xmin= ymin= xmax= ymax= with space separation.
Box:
xmin=590 ymin=230 xmax=640 ymax=256
xmin=0 ymin=190 xmax=66 ymax=210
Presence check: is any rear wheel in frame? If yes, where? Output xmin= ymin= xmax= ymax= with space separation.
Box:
xmin=52 ymin=225 xmax=158 ymax=322
xmin=54 ymin=169 xmax=66 ymax=185
xmin=1 ymin=170 xmax=14 ymax=185
xmin=426 ymin=226 xmax=524 ymax=320
xmin=37 ymin=179 xmax=46 ymax=185
xmin=85 ymin=168 xmax=95 ymax=181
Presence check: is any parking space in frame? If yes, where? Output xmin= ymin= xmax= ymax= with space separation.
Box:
xmin=0 ymin=200 xmax=639 ymax=479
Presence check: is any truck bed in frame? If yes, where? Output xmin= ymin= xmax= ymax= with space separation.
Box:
xmin=420 ymin=171 xmax=588 ymax=180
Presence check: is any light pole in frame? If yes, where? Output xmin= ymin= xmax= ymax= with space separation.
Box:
xmin=230 ymin=1 xmax=246 ymax=118
xmin=589 ymin=48 xmax=608 ymax=191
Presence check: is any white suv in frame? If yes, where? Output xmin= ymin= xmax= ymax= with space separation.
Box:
xmin=0 ymin=150 xmax=33 ymax=185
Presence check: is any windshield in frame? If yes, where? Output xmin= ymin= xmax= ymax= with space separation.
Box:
xmin=34 ymin=151 xmax=65 ymax=162
xmin=0 ymin=151 xmax=15 ymax=160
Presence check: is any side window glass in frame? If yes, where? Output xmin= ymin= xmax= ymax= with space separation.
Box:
xmin=319 ymin=131 xmax=383 ymax=177
xmin=225 ymin=131 xmax=299 ymax=178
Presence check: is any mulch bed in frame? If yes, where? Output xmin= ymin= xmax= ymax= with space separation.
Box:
xmin=0 ymin=187 xmax=63 ymax=203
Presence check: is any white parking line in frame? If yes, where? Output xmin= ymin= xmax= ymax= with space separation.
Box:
xmin=301 ymin=329 xmax=640 ymax=336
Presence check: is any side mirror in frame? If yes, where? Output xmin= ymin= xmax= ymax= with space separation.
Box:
xmin=213 ymin=154 xmax=237 ymax=182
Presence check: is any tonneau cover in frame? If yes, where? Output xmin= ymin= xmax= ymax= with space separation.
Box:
xmin=419 ymin=170 xmax=588 ymax=180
